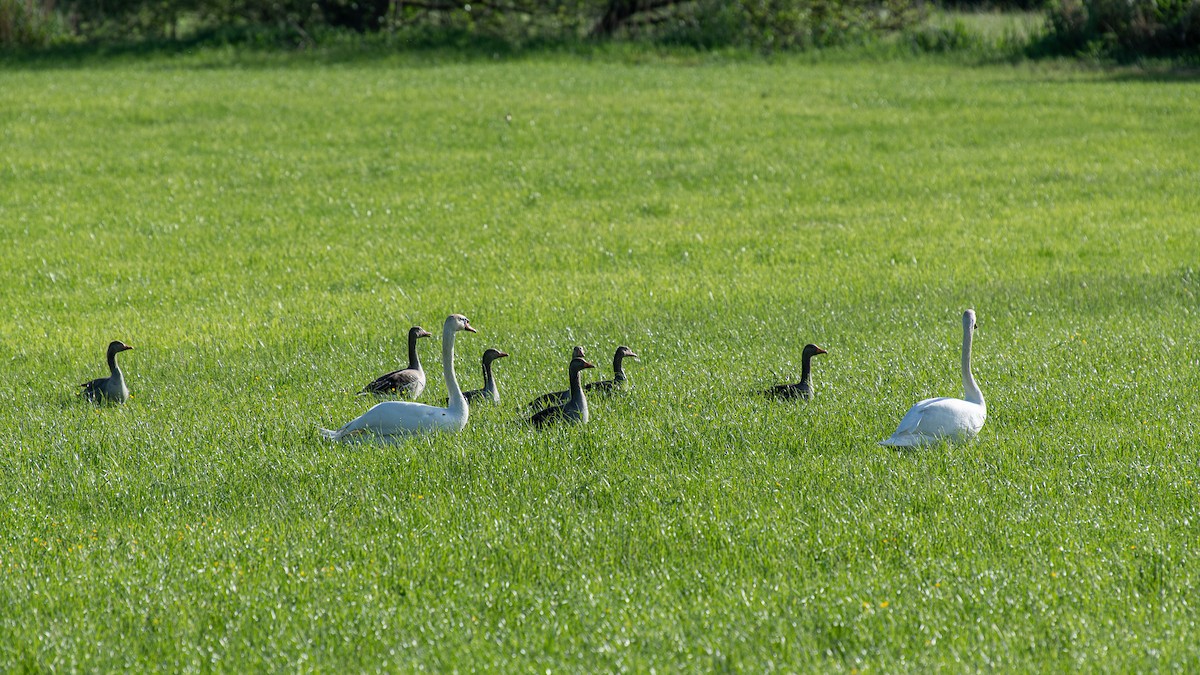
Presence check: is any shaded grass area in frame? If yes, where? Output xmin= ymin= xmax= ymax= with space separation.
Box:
xmin=1 ymin=55 xmax=1198 ymax=670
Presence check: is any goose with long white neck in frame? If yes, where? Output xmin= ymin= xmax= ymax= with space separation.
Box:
xmin=880 ymin=309 xmax=986 ymax=447
xmin=321 ymin=315 xmax=475 ymax=441
xmin=80 ymin=340 xmax=133 ymax=404
xmin=358 ymin=325 xmax=433 ymax=398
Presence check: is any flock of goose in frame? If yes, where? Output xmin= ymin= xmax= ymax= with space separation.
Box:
xmin=79 ymin=310 xmax=987 ymax=447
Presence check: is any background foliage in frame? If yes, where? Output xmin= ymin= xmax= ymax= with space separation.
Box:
xmin=3 ymin=0 xmax=923 ymax=50
xmin=1042 ymin=0 xmax=1200 ymax=58
xmin=0 ymin=0 xmax=61 ymax=47
xmin=7 ymin=0 xmax=1200 ymax=59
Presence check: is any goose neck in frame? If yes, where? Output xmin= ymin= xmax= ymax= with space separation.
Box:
xmin=407 ymin=332 xmax=422 ymax=371
xmin=442 ymin=324 xmax=466 ymax=412
xmin=612 ymin=355 xmax=626 ymax=381
xmin=107 ymin=349 xmax=122 ymax=378
xmin=482 ymin=359 xmax=497 ymax=396
xmin=961 ymin=324 xmax=984 ymax=406
xmin=568 ymin=366 xmax=587 ymax=407
xmin=799 ymin=353 xmax=814 ymax=388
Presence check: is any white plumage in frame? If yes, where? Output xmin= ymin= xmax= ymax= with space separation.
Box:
xmin=880 ymin=309 xmax=986 ymax=447
xmin=320 ymin=314 xmax=476 ymax=442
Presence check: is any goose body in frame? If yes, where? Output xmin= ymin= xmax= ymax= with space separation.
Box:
xmin=358 ymin=326 xmax=432 ymax=398
xmin=531 ymin=355 xmax=595 ymax=427
xmin=81 ymin=340 xmax=133 ymax=404
xmin=762 ymin=344 xmax=827 ymax=400
xmin=529 ymin=346 xmax=635 ymax=410
xmin=880 ymin=310 xmax=986 ymax=447
xmin=322 ymin=315 xmax=475 ymax=442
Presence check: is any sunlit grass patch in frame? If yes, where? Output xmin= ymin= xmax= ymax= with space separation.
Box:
xmin=0 ymin=52 xmax=1198 ymax=670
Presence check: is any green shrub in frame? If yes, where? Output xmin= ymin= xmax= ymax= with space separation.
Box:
xmin=0 ymin=0 xmax=62 ymax=47
xmin=2 ymin=0 xmax=927 ymax=52
xmin=614 ymin=0 xmax=925 ymax=50
xmin=903 ymin=19 xmax=981 ymax=52
xmin=1043 ymin=0 xmax=1200 ymax=58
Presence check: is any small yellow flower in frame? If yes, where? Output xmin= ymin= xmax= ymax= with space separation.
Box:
xmin=879 ymin=601 xmax=889 ymax=608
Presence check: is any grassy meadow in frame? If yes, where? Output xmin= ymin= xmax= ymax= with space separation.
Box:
xmin=1 ymin=51 xmax=1199 ymax=670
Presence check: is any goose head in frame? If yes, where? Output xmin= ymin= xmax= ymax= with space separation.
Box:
xmin=107 ymin=341 xmax=133 ymax=357
xmin=409 ymin=326 xmax=433 ymax=341
xmin=802 ymin=344 xmax=827 ymax=359
xmin=963 ymin=309 xmax=977 ymax=332
xmin=483 ymin=348 xmax=509 ymax=364
xmin=615 ymin=345 xmax=639 ymax=362
xmin=570 ymin=356 xmax=596 ymax=374
xmin=571 ymin=346 xmax=586 ymax=359
xmin=446 ymin=314 xmax=477 ymax=333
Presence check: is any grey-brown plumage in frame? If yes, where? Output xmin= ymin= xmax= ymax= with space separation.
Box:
xmin=762 ymin=344 xmax=827 ymax=400
xmin=444 ymin=348 xmax=509 ymax=405
xmin=359 ymin=326 xmax=433 ymax=398
xmin=531 ymin=356 xmax=595 ymax=428
xmin=526 ymin=345 xmax=585 ymax=410
xmin=529 ymin=345 xmax=636 ymax=410
xmin=80 ymin=340 xmax=133 ymax=404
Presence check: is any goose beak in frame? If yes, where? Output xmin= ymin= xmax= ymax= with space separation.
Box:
xmin=497 ymin=351 xmax=509 ymax=358
xmin=122 ymin=344 xmax=134 ymax=352
xmin=583 ymin=360 xmax=596 ymax=369
xmin=464 ymin=324 xmax=477 ymax=333
xmin=629 ymin=352 xmax=639 ymax=360
xmin=815 ymin=346 xmax=827 ymax=355
xmin=418 ymin=330 xmax=433 ymax=338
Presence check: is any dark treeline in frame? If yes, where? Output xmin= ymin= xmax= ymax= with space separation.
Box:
xmin=2 ymin=0 xmax=921 ymax=49
xmin=3 ymin=0 xmax=1199 ymax=59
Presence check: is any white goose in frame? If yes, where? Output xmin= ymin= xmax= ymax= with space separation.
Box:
xmin=880 ymin=309 xmax=986 ymax=447
xmin=320 ymin=314 xmax=476 ymax=442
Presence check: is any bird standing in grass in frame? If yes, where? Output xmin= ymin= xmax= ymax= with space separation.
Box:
xmin=321 ymin=315 xmax=476 ymax=442
xmin=761 ymin=343 xmax=827 ymax=400
xmin=81 ymin=340 xmax=133 ymax=404
xmin=358 ymin=325 xmax=433 ymax=398
xmin=528 ymin=345 xmax=635 ymax=410
xmin=445 ymin=348 xmax=509 ymax=405
xmin=880 ymin=309 xmax=986 ymax=447
xmin=531 ymin=354 xmax=595 ymax=428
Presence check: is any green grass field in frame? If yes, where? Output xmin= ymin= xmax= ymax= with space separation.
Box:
xmin=2 ymin=51 xmax=1198 ymax=670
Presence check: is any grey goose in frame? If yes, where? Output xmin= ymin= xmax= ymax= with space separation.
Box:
xmin=81 ymin=340 xmax=133 ymax=404
xmin=530 ymin=355 xmax=595 ymax=428
xmin=359 ymin=326 xmax=433 ymax=398
xmin=529 ymin=345 xmax=636 ymax=410
xmin=762 ymin=344 xmax=827 ymax=400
